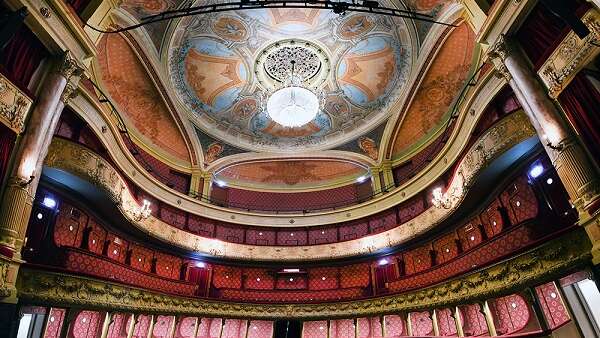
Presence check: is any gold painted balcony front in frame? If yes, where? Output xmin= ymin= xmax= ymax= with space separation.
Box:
xmin=16 ymin=228 xmax=591 ymax=319
xmin=0 ymin=72 xmax=33 ymax=133
xmin=43 ymin=110 xmax=536 ymax=261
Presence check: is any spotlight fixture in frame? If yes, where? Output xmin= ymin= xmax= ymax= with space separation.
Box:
xmin=378 ymin=258 xmax=389 ymax=266
xmin=42 ymin=196 xmax=57 ymax=209
xmin=528 ymin=163 xmax=544 ymax=179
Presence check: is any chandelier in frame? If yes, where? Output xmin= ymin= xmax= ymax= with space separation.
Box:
xmin=263 ymin=60 xmax=323 ymax=128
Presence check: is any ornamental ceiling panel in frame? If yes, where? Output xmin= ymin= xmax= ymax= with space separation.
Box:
xmin=167 ymin=5 xmax=413 ymax=152
xmin=391 ymin=23 xmax=476 ymax=159
xmin=97 ymin=34 xmax=191 ymax=163
xmin=214 ymin=159 xmax=369 ymax=190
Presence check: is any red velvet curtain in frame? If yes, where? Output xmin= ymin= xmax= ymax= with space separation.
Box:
xmin=66 ymin=0 xmax=92 ymax=16
xmin=0 ymin=24 xmax=48 ymax=94
xmin=0 ymin=123 xmax=16 ymax=184
xmin=374 ymin=264 xmax=397 ymax=292
xmin=188 ymin=267 xmax=210 ymax=296
xmin=516 ymin=0 xmax=589 ymax=70
xmin=558 ymin=73 xmax=600 ymax=166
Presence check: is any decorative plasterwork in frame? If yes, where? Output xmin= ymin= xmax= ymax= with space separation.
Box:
xmin=44 ymin=110 xmax=535 ymax=261
xmin=538 ymin=9 xmax=600 ymax=99
xmin=16 ymin=229 xmax=591 ymax=319
xmin=0 ymin=73 xmax=32 ymax=133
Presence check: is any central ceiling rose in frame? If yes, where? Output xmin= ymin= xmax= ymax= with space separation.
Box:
xmin=263 ymin=43 xmax=324 ymax=127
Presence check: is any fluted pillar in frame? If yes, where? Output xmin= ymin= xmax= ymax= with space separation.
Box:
xmin=0 ymin=51 xmax=82 ymax=257
xmin=488 ymin=35 xmax=600 ymax=218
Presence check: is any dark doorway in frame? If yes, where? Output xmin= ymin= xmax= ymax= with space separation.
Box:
xmin=274 ymin=319 xmax=302 ymax=338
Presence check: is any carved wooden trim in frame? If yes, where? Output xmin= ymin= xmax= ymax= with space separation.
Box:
xmin=0 ymin=73 xmax=33 ymax=133
xmin=16 ymin=229 xmax=591 ymax=319
xmin=43 ymin=111 xmax=536 ymax=261
xmin=538 ymin=9 xmax=600 ymax=99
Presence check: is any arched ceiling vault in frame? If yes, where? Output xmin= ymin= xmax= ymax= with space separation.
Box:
xmin=96 ymin=0 xmax=478 ymax=187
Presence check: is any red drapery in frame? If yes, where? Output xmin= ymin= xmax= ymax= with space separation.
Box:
xmin=188 ymin=267 xmax=210 ymax=297
xmin=0 ymin=123 xmax=16 ymax=184
xmin=0 ymin=24 xmax=48 ymax=94
xmin=558 ymin=73 xmax=600 ymax=166
xmin=516 ymin=0 xmax=589 ymax=70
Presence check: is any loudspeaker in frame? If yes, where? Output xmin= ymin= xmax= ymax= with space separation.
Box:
xmin=540 ymin=0 xmax=590 ymax=39
xmin=0 ymin=7 xmax=28 ymax=52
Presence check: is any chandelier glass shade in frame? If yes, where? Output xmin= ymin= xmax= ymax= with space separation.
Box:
xmin=264 ymin=67 xmax=323 ymax=128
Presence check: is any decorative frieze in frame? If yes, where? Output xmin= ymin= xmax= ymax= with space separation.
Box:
xmin=0 ymin=73 xmax=33 ymax=133
xmin=16 ymin=228 xmax=591 ymax=319
xmin=538 ymin=9 xmax=600 ymax=98
xmin=43 ymin=111 xmax=536 ymax=261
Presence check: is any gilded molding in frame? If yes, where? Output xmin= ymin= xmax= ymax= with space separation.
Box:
xmin=57 ymin=51 xmax=84 ymax=80
xmin=43 ymin=111 xmax=536 ymax=261
xmin=0 ymin=72 xmax=33 ymax=133
xmin=16 ymin=229 xmax=591 ymax=319
xmin=0 ymin=256 xmax=11 ymax=298
xmin=538 ymin=9 xmax=600 ymax=98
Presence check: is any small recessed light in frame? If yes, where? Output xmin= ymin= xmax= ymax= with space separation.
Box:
xmin=138 ymin=258 xmax=142 ymax=262
xmin=92 ymin=239 xmax=96 ymax=244
xmin=322 ymin=276 xmax=326 ymax=280
xmin=289 ymin=278 xmax=294 ymax=282
xmin=470 ymin=236 xmax=475 ymax=241
xmin=550 ymin=292 xmax=557 ymax=299
xmin=319 ymin=326 xmax=323 ymax=330
xmin=82 ymin=318 xmax=87 ymax=323
xmin=290 ymin=233 xmax=294 ymax=236
xmin=516 ymin=201 xmax=521 ymax=207
xmin=69 ymin=226 xmax=73 ymax=231
xmin=445 ymin=248 xmax=450 ymax=253
xmin=50 ymin=317 xmax=55 ymax=322
xmin=511 ymin=302 xmax=517 ymax=308
xmin=321 ymin=230 xmax=325 ymax=234
xmin=259 ymin=232 xmax=263 ymax=236
xmin=493 ymin=221 xmax=497 ymax=226
xmin=547 ymin=178 xmax=553 ymax=185
xmin=36 ymin=213 xmax=43 ymax=220
xmin=225 ymin=275 xmax=229 ymax=279
xmin=113 ymin=249 xmax=118 ymax=255
xmin=253 ymin=326 xmax=257 ymax=330
xmin=256 ymin=277 xmax=260 ymax=282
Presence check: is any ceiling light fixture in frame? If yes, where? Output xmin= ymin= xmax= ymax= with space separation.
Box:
xmin=264 ymin=61 xmax=323 ymax=128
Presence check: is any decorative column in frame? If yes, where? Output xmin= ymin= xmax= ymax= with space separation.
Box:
xmin=100 ymin=312 xmax=113 ymax=338
xmin=488 ymin=35 xmax=600 ymax=218
xmin=380 ymin=160 xmax=395 ymax=191
xmin=481 ymin=301 xmax=497 ymax=337
xmin=454 ymin=307 xmax=465 ymax=337
xmin=431 ymin=310 xmax=440 ymax=336
xmin=0 ymin=51 xmax=82 ymax=257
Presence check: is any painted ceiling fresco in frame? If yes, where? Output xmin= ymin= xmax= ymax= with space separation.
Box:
xmin=97 ymin=34 xmax=191 ymax=163
xmin=391 ymin=23 xmax=476 ymax=158
xmin=109 ymin=0 xmax=468 ymax=167
xmin=215 ymin=160 xmax=368 ymax=190
xmin=168 ymin=6 xmax=412 ymax=151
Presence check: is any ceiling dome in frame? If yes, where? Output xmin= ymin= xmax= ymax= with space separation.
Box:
xmin=169 ymin=6 xmax=413 ymax=152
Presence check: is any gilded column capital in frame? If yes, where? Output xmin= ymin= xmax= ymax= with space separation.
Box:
xmin=487 ymin=35 xmax=513 ymax=81
xmin=56 ymin=51 xmax=84 ymax=80
xmin=60 ymin=81 xmax=79 ymax=104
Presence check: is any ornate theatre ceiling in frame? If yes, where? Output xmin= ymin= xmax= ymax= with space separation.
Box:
xmin=96 ymin=0 xmax=472 ymax=177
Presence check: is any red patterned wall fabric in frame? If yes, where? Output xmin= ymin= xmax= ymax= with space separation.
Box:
xmin=54 ymin=204 xmax=87 ymax=248
xmin=222 ymin=183 xmax=369 ymax=212
xmin=490 ymin=294 xmax=533 ymax=336
xmin=309 ymin=267 xmax=339 ymax=290
xmin=43 ymin=308 xmax=66 ymax=338
xmin=197 ymin=318 xmax=222 ymax=338
xmin=152 ymin=315 xmax=175 ymax=338
xmin=212 ymin=265 xmax=243 ymax=289
xmin=107 ymin=313 xmax=130 ymax=338
xmin=403 ymin=246 xmax=432 ymax=275
xmin=174 ymin=317 xmax=197 ymax=338
xmin=129 ymin=315 xmax=151 ymax=338
xmin=535 ymin=283 xmax=570 ymax=329
xmin=247 ymin=320 xmax=273 ymax=338
xmin=357 ymin=317 xmax=383 ymax=338
xmin=458 ymin=304 xmax=488 ymax=336
xmin=410 ymin=311 xmax=433 ymax=336
xmin=382 ymin=315 xmax=404 ymax=337
xmin=244 ymin=268 xmax=275 ymax=290
xmin=436 ymin=308 xmax=457 ymax=336
xmin=302 ymin=321 xmax=328 ymax=338
xmin=329 ymin=319 xmax=355 ymax=338
xmin=221 ymin=319 xmax=247 ymax=338
xmin=69 ymin=310 xmax=103 ymax=338
xmin=339 ymin=264 xmax=370 ymax=288
xmin=62 ymin=249 xmax=197 ymax=296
